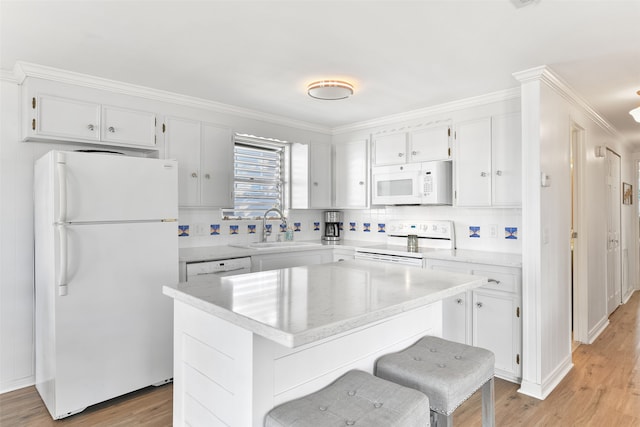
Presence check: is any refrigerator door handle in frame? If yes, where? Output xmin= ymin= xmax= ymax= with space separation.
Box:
xmin=56 ymin=152 xmax=67 ymax=223
xmin=57 ymin=224 xmax=68 ymax=296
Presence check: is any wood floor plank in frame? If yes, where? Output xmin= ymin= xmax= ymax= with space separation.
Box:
xmin=1 ymin=292 xmax=639 ymax=426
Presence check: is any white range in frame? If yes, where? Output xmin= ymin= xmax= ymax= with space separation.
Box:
xmin=355 ymin=220 xmax=456 ymax=266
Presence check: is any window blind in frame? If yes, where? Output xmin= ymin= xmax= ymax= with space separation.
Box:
xmin=224 ymin=134 xmax=286 ymax=219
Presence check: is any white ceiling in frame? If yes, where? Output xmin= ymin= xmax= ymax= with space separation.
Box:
xmin=2 ymin=1 xmax=639 ymax=146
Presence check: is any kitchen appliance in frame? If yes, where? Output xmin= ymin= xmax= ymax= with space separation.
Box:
xmin=355 ymin=220 xmax=455 ymax=266
xmin=186 ymin=257 xmax=252 ymax=280
xmin=34 ymin=150 xmax=178 ymax=419
xmin=371 ymin=160 xmax=452 ymax=205
xmin=322 ymin=210 xmax=343 ymax=242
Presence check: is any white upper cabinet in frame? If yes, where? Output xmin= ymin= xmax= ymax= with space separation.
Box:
xmin=454 ymin=113 xmax=521 ymax=207
xmin=372 ymin=133 xmax=408 ymax=165
xmin=26 ymin=94 xmax=157 ymax=150
xmin=165 ymin=116 xmax=232 ymax=208
xmin=310 ymin=142 xmax=332 ymax=208
xmin=409 ymin=125 xmax=451 ymax=162
xmin=333 ymin=140 xmax=368 ymax=209
xmin=491 ymin=112 xmax=522 ymax=207
xmin=290 ymin=142 xmax=332 ymax=209
xmin=372 ymin=124 xmax=450 ymax=166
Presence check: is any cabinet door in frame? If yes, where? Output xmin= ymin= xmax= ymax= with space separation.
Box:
xmin=409 ymin=125 xmax=450 ymax=162
xmin=454 ymin=118 xmax=492 ymax=207
xmin=166 ymin=117 xmax=201 ymax=207
xmin=36 ymin=95 xmax=101 ymax=141
xmin=310 ymin=143 xmax=332 ymax=208
xmin=372 ymin=133 xmax=407 ymax=165
xmin=442 ymin=292 xmax=471 ymax=345
xmin=473 ymin=290 xmax=521 ymax=380
xmin=491 ymin=112 xmax=521 ymax=207
xmin=101 ymin=105 xmax=157 ymax=148
xmin=334 ymin=140 xmax=368 ymax=208
xmin=201 ymin=124 xmax=233 ymax=207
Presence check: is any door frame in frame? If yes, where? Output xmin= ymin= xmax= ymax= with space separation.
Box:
xmin=571 ymin=123 xmax=588 ymax=343
xmin=606 ymin=147 xmax=622 ymax=315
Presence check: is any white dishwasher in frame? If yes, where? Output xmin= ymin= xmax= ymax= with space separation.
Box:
xmin=185 ymin=257 xmax=252 ymax=281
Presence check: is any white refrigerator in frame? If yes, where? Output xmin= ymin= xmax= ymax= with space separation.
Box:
xmin=34 ymin=150 xmax=178 ymax=419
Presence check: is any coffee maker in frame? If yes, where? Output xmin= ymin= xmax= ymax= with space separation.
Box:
xmin=322 ymin=211 xmax=343 ymax=242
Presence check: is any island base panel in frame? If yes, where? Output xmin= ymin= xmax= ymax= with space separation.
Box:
xmin=171 ymin=300 xmax=442 ymax=427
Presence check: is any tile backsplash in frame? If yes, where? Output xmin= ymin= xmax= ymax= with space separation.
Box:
xmin=177 ymin=206 xmax=522 ymax=254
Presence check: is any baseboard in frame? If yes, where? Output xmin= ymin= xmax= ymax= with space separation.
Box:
xmin=622 ymin=288 xmax=637 ymax=304
xmin=587 ymin=316 xmax=610 ymax=344
xmin=517 ymin=355 xmax=573 ymax=400
xmin=0 ymin=376 xmax=34 ymax=395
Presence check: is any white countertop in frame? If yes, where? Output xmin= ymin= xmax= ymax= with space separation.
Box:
xmin=163 ymin=260 xmax=487 ymax=348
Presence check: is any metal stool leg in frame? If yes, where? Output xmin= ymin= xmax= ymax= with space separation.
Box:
xmin=481 ymin=377 xmax=495 ymax=427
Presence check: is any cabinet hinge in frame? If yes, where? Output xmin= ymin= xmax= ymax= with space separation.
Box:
xmin=32 ymin=118 xmax=36 ymax=130
xmin=447 ymin=127 xmax=451 ymax=137
xmin=32 ymin=97 xmax=36 ymax=109
xmin=448 ymin=147 xmax=451 ymax=157
xmin=516 ymin=307 xmax=520 ymax=318
xmin=162 ymin=123 xmax=166 ymax=133
xmin=516 ymin=354 xmax=520 ymax=365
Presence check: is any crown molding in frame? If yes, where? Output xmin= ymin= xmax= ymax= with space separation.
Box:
xmin=513 ymin=65 xmax=621 ymax=139
xmin=331 ymin=87 xmax=521 ymax=135
xmin=0 ymin=68 xmax=19 ymax=83
xmin=12 ymin=61 xmax=331 ymax=135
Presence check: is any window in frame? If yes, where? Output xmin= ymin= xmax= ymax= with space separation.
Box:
xmin=223 ymin=133 xmax=288 ymax=220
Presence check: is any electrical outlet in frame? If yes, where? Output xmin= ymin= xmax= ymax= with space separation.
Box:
xmin=193 ymin=223 xmax=206 ymax=236
xmin=489 ymin=224 xmax=498 ymax=238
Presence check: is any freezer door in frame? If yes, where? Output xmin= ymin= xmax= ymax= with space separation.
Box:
xmin=51 ymin=221 xmax=177 ymax=416
xmin=50 ymin=151 xmax=177 ymax=222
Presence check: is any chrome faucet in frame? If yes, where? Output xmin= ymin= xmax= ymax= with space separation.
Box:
xmin=262 ymin=207 xmax=287 ymax=242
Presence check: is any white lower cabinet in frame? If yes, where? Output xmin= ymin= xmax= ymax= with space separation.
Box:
xmin=251 ymin=250 xmax=333 ymax=272
xmin=425 ymin=258 xmax=522 ymax=383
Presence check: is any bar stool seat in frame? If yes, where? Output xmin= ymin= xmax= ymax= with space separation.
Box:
xmin=375 ymin=336 xmax=495 ymax=427
xmin=265 ymin=370 xmax=431 ymax=427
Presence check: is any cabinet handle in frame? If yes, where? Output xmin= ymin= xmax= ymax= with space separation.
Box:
xmin=191 ymin=172 xmax=198 ymax=178
xmin=108 ymin=126 xmax=115 ymax=133
xmin=496 ymin=170 xmax=503 ymax=176
xmin=456 ymin=298 xmax=463 ymax=305
xmin=488 ymin=278 xmax=501 ymax=285
xmin=313 ymin=182 xmax=319 ymax=186
xmin=480 ymin=172 xmax=488 ymax=177
xmin=204 ymin=173 xmax=210 ymax=179
xmin=476 ymin=302 xmax=483 ymax=308
xmin=87 ymin=124 xmax=95 ymax=131
xmin=398 ymin=153 xmax=404 ymax=157
xmin=358 ymin=181 xmax=364 ymax=185
xmin=412 ymin=151 xmax=418 ymax=156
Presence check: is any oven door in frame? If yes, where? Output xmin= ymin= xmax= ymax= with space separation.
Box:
xmin=371 ymin=163 xmax=422 ymax=205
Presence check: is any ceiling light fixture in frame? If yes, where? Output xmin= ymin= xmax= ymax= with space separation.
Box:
xmin=630 ymin=90 xmax=640 ymax=123
xmin=307 ymin=80 xmax=354 ymax=100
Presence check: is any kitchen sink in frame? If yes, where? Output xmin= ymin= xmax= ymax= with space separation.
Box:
xmin=229 ymin=241 xmax=322 ymax=250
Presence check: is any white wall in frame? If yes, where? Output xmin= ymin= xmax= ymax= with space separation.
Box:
xmin=516 ymin=66 xmax=637 ymax=400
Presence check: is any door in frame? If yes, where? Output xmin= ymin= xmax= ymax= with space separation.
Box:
xmin=55 ymin=151 xmax=177 ymax=222
xmin=101 ymin=105 xmax=157 ymax=148
xmin=201 ymin=123 xmax=233 ymax=207
xmin=454 ymin=117 xmax=492 ymax=206
xmin=334 ymin=140 xmax=368 ymax=208
xmin=606 ymin=149 xmax=621 ymax=315
xmin=54 ymin=221 xmax=176 ymax=415
xmin=409 ymin=125 xmax=450 ymax=162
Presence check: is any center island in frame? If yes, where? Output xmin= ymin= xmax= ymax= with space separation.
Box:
xmin=163 ymin=259 xmax=487 ymax=427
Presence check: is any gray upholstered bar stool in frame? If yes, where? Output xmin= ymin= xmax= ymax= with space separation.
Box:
xmin=265 ymin=370 xmax=431 ymax=427
xmin=375 ymin=336 xmax=495 ymax=427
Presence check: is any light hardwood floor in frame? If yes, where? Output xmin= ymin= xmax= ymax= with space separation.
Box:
xmin=1 ymin=292 xmax=638 ymax=426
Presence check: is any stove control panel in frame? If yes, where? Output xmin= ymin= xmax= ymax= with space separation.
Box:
xmin=387 ymin=220 xmax=454 ymax=239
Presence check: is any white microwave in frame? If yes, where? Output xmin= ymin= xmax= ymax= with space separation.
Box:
xmin=371 ymin=161 xmax=452 ymax=205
